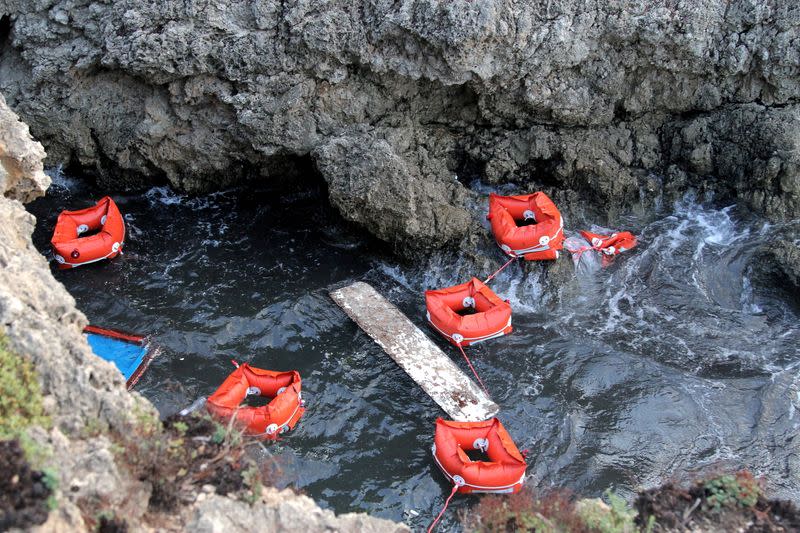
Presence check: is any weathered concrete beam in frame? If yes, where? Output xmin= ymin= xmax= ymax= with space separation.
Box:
xmin=330 ymin=282 xmax=499 ymax=422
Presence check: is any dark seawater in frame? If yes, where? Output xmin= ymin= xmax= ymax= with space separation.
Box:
xmin=28 ymin=171 xmax=800 ymax=530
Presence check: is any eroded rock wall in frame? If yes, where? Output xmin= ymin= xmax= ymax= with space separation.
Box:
xmin=0 ymin=1 xmax=798 ymax=255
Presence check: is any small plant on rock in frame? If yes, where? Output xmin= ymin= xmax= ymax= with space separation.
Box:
xmin=576 ymin=491 xmax=639 ymax=533
xmin=703 ymin=471 xmax=762 ymax=511
xmin=465 ymin=488 xmax=591 ymax=532
xmin=110 ymin=411 xmax=267 ymax=512
xmin=0 ymin=334 xmax=50 ymax=439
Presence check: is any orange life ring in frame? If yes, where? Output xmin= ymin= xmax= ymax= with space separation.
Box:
xmin=206 ymin=364 xmax=305 ymax=439
xmin=425 ymin=277 xmax=512 ymax=346
xmin=487 ymin=192 xmax=564 ymax=260
xmin=50 ymin=196 xmax=125 ymax=269
xmin=579 ymin=230 xmax=637 ymax=257
xmin=432 ymin=418 xmax=527 ymax=494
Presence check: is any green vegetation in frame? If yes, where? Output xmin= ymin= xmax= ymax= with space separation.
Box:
xmin=576 ymin=491 xmax=641 ymax=533
xmin=212 ymin=422 xmax=227 ymax=444
xmin=703 ymin=471 xmax=762 ymax=511
xmin=110 ymin=412 xmax=267 ymax=511
xmin=0 ymin=333 xmax=56 ymax=494
xmin=633 ymin=470 xmax=798 ymax=531
xmin=464 ymin=470 xmax=800 ymax=533
xmin=0 ymin=439 xmax=55 ymax=528
xmin=0 ymin=334 xmax=51 ymax=440
xmin=242 ymin=464 xmax=264 ymax=505
xmin=42 ymin=467 xmax=59 ymax=510
xmin=465 ymin=488 xmax=643 ymax=533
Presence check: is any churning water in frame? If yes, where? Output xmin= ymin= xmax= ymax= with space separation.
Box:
xmin=29 ymin=173 xmax=800 ymax=529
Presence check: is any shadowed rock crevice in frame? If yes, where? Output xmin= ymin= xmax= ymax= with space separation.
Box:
xmin=0 ymin=15 xmax=11 ymax=54
xmin=662 ymin=103 xmax=800 ymax=219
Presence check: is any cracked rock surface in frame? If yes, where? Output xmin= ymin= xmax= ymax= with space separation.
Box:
xmin=0 ymin=1 xmax=798 ymax=257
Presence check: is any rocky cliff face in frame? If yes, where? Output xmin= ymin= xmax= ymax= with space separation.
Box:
xmin=1 ymin=0 xmax=798 ymax=256
xmin=0 ymin=91 xmax=405 ymax=532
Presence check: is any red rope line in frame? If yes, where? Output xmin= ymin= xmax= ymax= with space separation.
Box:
xmin=427 ymin=484 xmax=459 ymax=533
xmin=83 ymin=325 xmax=144 ymax=344
xmin=457 ymin=344 xmax=490 ymax=398
xmin=484 ymin=256 xmax=517 ymax=284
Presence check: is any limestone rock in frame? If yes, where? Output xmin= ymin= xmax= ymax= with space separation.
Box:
xmin=750 ymin=228 xmax=800 ymax=306
xmin=0 ymin=93 xmax=49 ymax=202
xmin=0 ymin=92 xmax=149 ymax=433
xmin=313 ymin=130 xmax=472 ymax=254
xmin=0 ymin=0 xmax=798 ymax=259
xmin=665 ymin=104 xmax=800 ymax=220
xmin=186 ymin=489 xmax=409 ymax=533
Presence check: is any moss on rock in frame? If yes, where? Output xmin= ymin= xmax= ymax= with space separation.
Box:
xmin=0 ymin=334 xmax=51 ymax=440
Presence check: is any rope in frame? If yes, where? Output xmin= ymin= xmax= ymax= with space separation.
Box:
xmin=484 ymin=256 xmax=517 ymax=284
xmin=427 ymin=484 xmax=459 ymax=533
xmin=457 ymin=344 xmax=490 ymax=398
xmin=568 ymin=244 xmax=592 ymax=262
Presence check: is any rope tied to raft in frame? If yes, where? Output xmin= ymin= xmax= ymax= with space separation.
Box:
xmin=427 ymin=480 xmax=462 ymax=533
xmin=456 ymin=344 xmax=490 ymax=398
xmin=569 ymin=244 xmax=592 ymax=260
xmin=484 ymin=256 xmax=517 ymax=284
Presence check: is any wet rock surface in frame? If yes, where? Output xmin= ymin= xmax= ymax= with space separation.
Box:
xmin=664 ymin=104 xmax=800 ymax=221
xmin=313 ymin=130 xmax=473 ymax=253
xmin=750 ymin=226 xmax=800 ymax=307
xmin=0 ymin=0 xmax=798 ymax=258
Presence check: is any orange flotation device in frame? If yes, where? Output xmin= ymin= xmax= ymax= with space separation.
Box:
xmin=51 ymin=196 xmax=125 ymax=269
xmin=425 ymin=277 xmax=512 ymax=346
xmin=487 ymin=192 xmax=564 ymax=260
xmin=206 ymin=363 xmax=305 ymax=439
xmin=432 ymin=418 xmax=527 ymax=494
xmin=579 ymin=230 xmax=637 ymax=258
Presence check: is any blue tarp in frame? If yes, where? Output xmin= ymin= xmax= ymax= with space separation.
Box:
xmin=86 ymin=333 xmax=148 ymax=381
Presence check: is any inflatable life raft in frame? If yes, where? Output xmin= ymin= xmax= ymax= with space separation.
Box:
xmin=425 ymin=277 xmax=512 ymax=347
xmin=487 ymin=192 xmax=564 ymax=260
xmin=84 ymin=325 xmax=153 ymax=389
xmin=579 ymin=230 xmax=637 ymax=258
xmin=206 ymin=363 xmax=305 ymax=439
xmin=51 ymin=196 xmax=125 ymax=269
xmin=432 ymin=418 xmax=527 ymax=494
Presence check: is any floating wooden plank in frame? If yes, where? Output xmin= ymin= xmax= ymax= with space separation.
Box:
xmin=330 ymin=281 xmax=499 ymax=422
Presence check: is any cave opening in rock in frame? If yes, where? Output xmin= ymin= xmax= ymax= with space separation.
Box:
xmin=0 ymin=15 xmax=12 ymax=54
xmin=225 ymin=153 xmax=340 ymax=225
xmin=56 ymin=150 xmax=345 ymax=234
xmin=521 ymin=155 xmax=565 ymax=189
xmin=259 ymin=153 xmax=326 ymax=195
xmin=455 ymin=148 xmax=487 ymax=185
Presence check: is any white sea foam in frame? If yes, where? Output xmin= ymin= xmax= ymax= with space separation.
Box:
xmin=145 ymin=186 xmax=184 ymax=206
xmin=46 ymin=165 xmax=80 ymax=191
